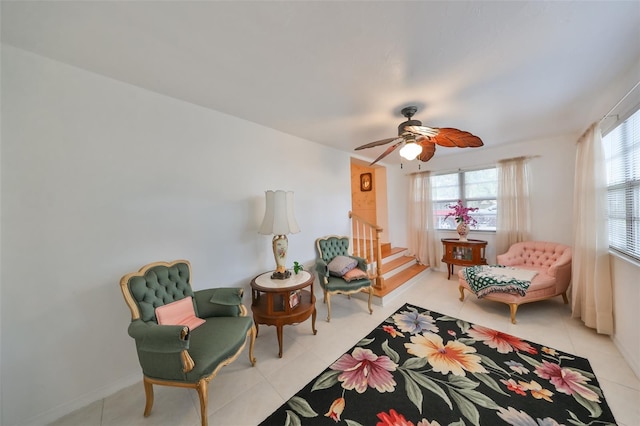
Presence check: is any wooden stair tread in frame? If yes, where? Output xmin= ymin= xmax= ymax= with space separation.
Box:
xmin=380 ymin=255 xmax=416 ymax=274
xmin=383 ymin=246 xmax=406 ymax=258
xmin=349 ymin=234 xmax=422 ymax=298
xmin=373 ymin=264 xmax=428 ymax=297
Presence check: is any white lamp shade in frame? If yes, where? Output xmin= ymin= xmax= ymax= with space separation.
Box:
xmin=399 ymin=141 xmax=423 ymax=160
xmin=258 ymin=190 xmax=300 ymax=235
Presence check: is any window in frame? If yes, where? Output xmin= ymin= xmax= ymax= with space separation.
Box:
xmin=603 ymin=107 xmax=640 ymax=261
xmin=432 ymin=168 xmax=498 ymax=230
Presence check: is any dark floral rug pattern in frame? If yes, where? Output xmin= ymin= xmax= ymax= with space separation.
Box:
xmin=259 ymin=303 xmax=616 ymax=426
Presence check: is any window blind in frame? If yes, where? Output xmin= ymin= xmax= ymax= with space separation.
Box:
xmin=603 ymin=107 xmax=640 ymax=261
xmin=432 ymin=168 xmax=497 ymax=231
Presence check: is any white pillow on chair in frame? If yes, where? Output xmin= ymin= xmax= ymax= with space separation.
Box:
xmin=327 ymin=255 xmax=358 ymax=276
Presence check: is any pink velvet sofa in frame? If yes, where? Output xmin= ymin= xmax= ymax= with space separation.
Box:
xmin=458 ymin=241 xmax=572 ymax=324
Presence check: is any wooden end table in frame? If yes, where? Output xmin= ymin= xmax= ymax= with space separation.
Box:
xmin=441 ymin=238 xmax=488 ymax=280
xmin=250 ymin=270 xmax=317 ymax=358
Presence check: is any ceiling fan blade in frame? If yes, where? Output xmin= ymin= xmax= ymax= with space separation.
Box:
xmin=404 ymin=125 xmax=438 ymax=137
xmin=417 ymin=139 xmax=436 ymax=162
xmin=430 ymin=128 xmax=484 ymax=148
xmin=369 ymin=139 xmax=404 ymax=166
xmin=354 ymin=136 xmax=402 ymax=151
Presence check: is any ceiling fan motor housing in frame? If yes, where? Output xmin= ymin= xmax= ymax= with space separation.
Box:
xmin=398 ymin=119 xmax=422 ymax=136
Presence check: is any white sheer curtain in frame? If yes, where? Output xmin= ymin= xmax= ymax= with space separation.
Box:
xmin=408 ymin=172 xmax=440 ymax=267
xmin=572 ymin=123 xmax=613 ymax=334
xmin=496 ymin=157 xmax=531 ymax=255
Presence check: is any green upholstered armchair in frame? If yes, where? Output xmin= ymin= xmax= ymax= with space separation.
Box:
xmin=315 ymin=236 xmax=373 ymax=322
xmin=119 ymin=260 xmax=256 ymax=426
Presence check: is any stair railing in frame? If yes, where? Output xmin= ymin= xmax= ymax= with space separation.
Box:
xmin=348 ymin=211 xmax=384 ymax=290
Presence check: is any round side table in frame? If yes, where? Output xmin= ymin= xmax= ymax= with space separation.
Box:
xmin=250 ymin=270 xmax=317 ymax=358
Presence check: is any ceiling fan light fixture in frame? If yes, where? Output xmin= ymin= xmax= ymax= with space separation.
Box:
xmin=399 ymin=140 xmax=422 ymax=161
xmin=355 ymin=105 xmax=483 ymax=166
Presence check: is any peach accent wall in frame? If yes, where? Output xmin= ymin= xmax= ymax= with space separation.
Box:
xmin=351 ymin=162 xmax=376 ymax=223
xmin=350 ymin=161 xmax=389 ymax=243
xmin=374 ymin=167 xmax=389 ymax=242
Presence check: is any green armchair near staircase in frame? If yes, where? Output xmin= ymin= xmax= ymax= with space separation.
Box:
xmin=315 ymin=235 xmax=373 ymax=321
xmin=119 ymin=259 xmax=256 ymax=426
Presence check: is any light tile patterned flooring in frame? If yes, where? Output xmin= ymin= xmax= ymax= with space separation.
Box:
xmin=51 ymin=271 xmax=639 ymax=425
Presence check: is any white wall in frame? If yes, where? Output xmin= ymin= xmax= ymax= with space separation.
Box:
xmin=397 ymin=134 xmax=577 ymax=269
xmin=610 ymin=255 xmax=640 ymax=377
xmin=0 ymin=42 xmax=4 ymax=425
xmin=602 ymin=63 xmax=640 ymax=379
xmin=0 ymin=45 xmax=391 ymax=426
xmin=2 ymin=43 xmax=638 ymax=425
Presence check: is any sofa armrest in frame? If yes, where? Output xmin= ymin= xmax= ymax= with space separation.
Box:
xmin=128 ymin=320 xmax=196 ymax=378
xmin=128 ymin=319 xmax=190 ymax=353
xmin=547 ymin=249 xmax=572 ymax=293
xmin=547 ymin=249 xmax=572 ymax=277
xmin=316 ymin=259 xmax=329 ymax=278
xmin=194 ymin=288 xmax=243 ymax=318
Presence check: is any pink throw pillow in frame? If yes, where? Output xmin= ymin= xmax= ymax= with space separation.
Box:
xmin=342 ymin=268 xmax=368 ymax=282
xmin=155 ymin=296 xmax=205 ymax=330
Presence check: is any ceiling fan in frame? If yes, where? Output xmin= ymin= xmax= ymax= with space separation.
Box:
xmin=355 ymin=106 xmax=484 ymax=166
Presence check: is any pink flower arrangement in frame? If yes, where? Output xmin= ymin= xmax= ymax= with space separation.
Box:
xmin=444 ymin=200 xmax=478 ymax=227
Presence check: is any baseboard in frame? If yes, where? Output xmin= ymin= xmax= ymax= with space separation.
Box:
xmin=612 ymin=335 xmax=640 ymax=379
xmin=20 ymin=373 xmax=141 ymax=426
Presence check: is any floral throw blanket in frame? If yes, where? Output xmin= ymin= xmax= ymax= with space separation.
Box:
xmin=259 ymin=304 xmax=616 ymax=426
xmin=461 ymin=265 xmax=538 ymax=298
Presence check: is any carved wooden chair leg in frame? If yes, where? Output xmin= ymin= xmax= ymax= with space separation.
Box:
xmin=248 ymin=326 xmax=257 ymax=366
xmin=561 ymin=292 xmax=569 ymax=304
xmin=143 ymin=378 xmax=154 ymax=417
xmin=367 ymin=287 xmax=373 ymax=314
xmin=196 ymin=379 xmax=209 ymax=426
xmin=326 ymin=293 xmax=332 ymax=322
xmin=509 ymin=304 xmax=518 ymax=324
xmin=458 ymin=286 xmax=466 ymax=302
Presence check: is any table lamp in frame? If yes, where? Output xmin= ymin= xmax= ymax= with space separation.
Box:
xmin=259 ymin=190 xmax=300 ymax=279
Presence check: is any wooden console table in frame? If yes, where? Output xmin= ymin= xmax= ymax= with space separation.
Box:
xmin=250 ymin=270 xmax=317 ymax=357
xmin=441 ymin=238 xmax=488 ymax=280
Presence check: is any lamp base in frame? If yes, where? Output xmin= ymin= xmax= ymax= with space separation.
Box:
xmin=271 ymin=270 xmax=292 ymax=280
xmin=271 ymin=235 xmax=290 ymax=280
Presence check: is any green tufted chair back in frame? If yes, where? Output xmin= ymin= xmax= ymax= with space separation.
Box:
xmin=122 ymin=261 xmax=196 ymax=323
xmin=317 ymin=236 xmax=350 ymax=264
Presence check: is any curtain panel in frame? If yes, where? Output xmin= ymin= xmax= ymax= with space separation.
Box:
xmin=408 ymin=172 xmax=440 ymax=267
xmin=572 ymin=123 xmax=614 ymax=334
xmin=496 ymin=157 xmax=531 ymax=255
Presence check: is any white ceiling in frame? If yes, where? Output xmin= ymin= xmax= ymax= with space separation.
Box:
xmin=2 ymin=1 xmax=639 ymax=164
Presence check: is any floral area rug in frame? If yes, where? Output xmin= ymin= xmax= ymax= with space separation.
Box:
xmin=259 ymin=303 xmax=616 ymax=426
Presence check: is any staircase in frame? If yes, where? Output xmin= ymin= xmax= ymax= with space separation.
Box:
xmin=375 ymin=243 xmax=428 ymax=300
xmin=349 ymin=212 xmax=429 ymax=305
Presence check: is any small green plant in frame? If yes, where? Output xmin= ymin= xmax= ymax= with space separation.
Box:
xmin=293 ymin=261 xmax=304 ymax=274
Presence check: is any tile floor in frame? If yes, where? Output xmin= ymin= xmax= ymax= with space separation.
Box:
xmin=51 ymin=270 xmax=639 ymax=426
